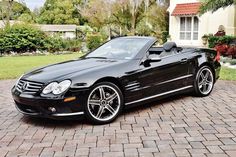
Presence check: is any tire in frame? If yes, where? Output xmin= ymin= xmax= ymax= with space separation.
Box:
xmin=85 ymin=82 xmax=124 ymax=124
xmin=194 ymin=65 xmax=214 ymax=97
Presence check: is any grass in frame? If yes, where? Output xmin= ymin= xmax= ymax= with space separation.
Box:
xmin=220 ymin=66 xmax=236 ymax=81
xmin=0 ymin=54 xmax=236 ymax=81
xmin=0 ymin=53 xmax=83 ymax=80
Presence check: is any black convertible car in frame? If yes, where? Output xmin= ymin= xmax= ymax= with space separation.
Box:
xmin=12 ymin=36 xmax=221 ymax=124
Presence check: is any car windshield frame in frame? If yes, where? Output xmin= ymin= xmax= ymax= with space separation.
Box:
xmin=85 ymin=37 xmax=153 ymax=60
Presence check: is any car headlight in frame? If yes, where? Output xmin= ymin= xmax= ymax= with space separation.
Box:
xmin=42 ymin=80 xmax=71 ymax=95
xmin=42 ymin=82 xmax=58 ymax=94
xmin=52 ymin=80 xmax=71 ymax=95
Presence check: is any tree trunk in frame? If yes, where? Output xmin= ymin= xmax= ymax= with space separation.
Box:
xmin=131 ymin=15 xmax=136 ymax=35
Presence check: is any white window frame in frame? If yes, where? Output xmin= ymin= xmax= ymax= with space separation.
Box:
xmin=179 ymin=16 xmax=199 ymax=41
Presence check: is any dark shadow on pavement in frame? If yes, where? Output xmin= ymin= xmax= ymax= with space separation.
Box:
xmin=20 ymin=114 xmax=89 ymax=128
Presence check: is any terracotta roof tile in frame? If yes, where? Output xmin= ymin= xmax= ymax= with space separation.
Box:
xmin=171 ymin=2 xmax=201 ymax=16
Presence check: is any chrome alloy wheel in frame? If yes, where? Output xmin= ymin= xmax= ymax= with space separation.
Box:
xmin=198 ymin=68 xmax=214 ymax=95
xmin=87 ymin=85 xmax=121 ymax=122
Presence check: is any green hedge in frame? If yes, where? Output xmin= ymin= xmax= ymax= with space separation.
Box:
xmin=0 ymin=24 xmax=46 ymax=53
xmin=64 ymin=39 xmax=82 ymax=52
xmin=0 ymin=24 xmax=82 ymax=54
xmin=86 ymin=34 xmax=106 ymax=51
xmin=208 ymin=35 xmax=236 ymax=48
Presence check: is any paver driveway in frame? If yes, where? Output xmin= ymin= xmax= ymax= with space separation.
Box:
xmin=0 ymin=80 xmax=236 ymax=157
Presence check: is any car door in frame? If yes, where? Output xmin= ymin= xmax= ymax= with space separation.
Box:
xmin=138 ymin=51 xmax=192 ymax=99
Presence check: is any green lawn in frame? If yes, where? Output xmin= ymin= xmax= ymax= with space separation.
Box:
xmin=0 ymin=54 xmax=236 ymax=81
xmin=0 ymin=53 xmax=83 ymax=80
xmin=220 ymin=67 xmax=236 ymax=81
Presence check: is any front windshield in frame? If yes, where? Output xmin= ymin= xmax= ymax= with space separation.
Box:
xmin=86 ymin=38 xmax=150 ymax=59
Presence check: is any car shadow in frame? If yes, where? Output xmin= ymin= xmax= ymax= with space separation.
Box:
xmin=20 ymin=115 xmax=88 ymax=128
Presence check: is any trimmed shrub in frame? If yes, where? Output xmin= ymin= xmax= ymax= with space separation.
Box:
xmin=208 ymin=35 xmax=236 ymax=48
xmin=44 ymin=37 xmax=82 ymax=53
xmin=43 ymin=36 xmax=66 ymax=52
xmin=0 ymin=24 xmax=47 ymax=53
xmin=161 ymin=31 xmax=169 ymax=44
xmin=0 ymin=28 xmax=5 ymax=54
xmin=86 ymin=34 xmax=105 ymax=51
xmin=64 ymin=39 xmax=82 ymax=52
xmin=0 ymin=24 xmax=83 ymax=54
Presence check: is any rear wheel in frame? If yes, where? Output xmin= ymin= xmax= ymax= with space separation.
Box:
xmin=85 ymin=82 xmax=123 ymax=124
xmin=194 ymin=66 xmax=214 ymax=97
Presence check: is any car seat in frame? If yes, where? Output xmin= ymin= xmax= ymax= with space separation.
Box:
xmin=159 ymin=42 xmax=177 ymax=58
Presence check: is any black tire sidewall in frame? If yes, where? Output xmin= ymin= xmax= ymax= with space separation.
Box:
xmin=84 ymin=82 xmax=124 ymax=124
xmin=194 ymin=66 xmax=214 ymax=97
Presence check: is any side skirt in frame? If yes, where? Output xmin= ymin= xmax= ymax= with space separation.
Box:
xmin=125 ymin=85 xmax=193 ymax=106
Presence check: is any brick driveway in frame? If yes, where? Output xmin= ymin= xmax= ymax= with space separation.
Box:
xmin=0 ymin=80 xmax=236 ymax=157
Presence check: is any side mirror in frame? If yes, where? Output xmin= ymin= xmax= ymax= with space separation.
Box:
xmin=147 ymin=54 xmax=162 ymax=62
xmin=142 ymin=54 xmax=161 ymax=67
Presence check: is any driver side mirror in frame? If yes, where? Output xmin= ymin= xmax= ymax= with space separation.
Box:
xmin=142 ymin=54 xmax=162 ymax=67
xmin=147 ymin=54 xmax=162 ymax=62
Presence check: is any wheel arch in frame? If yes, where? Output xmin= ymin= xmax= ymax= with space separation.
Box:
xmin=198 ymin=62 xmax=216 ymax=83
xmin=94 ymin=77 xmax=125 ymax=94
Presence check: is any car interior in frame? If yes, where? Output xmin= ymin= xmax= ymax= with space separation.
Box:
xmin=149 ymin=42 xmax=183 ymax=58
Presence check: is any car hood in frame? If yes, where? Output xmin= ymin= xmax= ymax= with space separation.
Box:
xmin=22 ymin=58 xmax=125 ymax=83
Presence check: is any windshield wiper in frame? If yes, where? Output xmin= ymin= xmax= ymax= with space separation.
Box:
xmin=86 ymin=56 xmax=108 ymax=59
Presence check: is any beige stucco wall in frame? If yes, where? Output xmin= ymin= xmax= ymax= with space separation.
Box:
xmin=64 ymin=32 xmax=76 ymax=39
xmin=169 ymin=0 xmax=236 ymax=46
xmin=45 ymin=31 xmax=76 ymax=39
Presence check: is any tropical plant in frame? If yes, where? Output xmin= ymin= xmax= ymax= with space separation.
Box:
xmin=81 ymin=0 xmax=168 ymax=39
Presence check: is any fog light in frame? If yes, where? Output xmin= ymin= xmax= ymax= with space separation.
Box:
xmin=64 ymin=96 xmax=76 ymax=102
xmin=48 ymin=107 xmax=56 ymax=113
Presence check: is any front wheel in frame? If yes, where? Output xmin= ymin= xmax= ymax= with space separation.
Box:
xmin=194 ymin=66 xmax=214 ymax=97
xmin=85 ymin=82 xmax=123 ymax=124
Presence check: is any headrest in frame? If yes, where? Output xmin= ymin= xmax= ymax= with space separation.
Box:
xmin=163 ymin=42 xmax=177 ymax=52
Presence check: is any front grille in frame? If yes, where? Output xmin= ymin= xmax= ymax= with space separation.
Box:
xmin=16 ymin=79 xmax=44 ymax=95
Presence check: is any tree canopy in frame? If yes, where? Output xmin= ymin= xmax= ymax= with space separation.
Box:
xmin=37 ymin=0 xmax=86 ymax=25
xmin=0 ymin=0 xmax=170 ymax=43
xmin=199 ymin=0 xmax=236 ymax=14
xmin=0 ymin=0 xmax=32 ymax=22
xmin=81 ymin=0 xmax=169 ymax=39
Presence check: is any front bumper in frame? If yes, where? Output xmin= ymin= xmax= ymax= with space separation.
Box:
xmin=12 ymin=87 xmax=86 ymax=119
xmin=15 ymin=104 xmax=84 ymax=118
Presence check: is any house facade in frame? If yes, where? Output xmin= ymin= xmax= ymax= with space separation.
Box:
xmin=169 ymin=0 xmax=236 ymax=46
xmin=39 ymin=25 xmax=77 ymax=39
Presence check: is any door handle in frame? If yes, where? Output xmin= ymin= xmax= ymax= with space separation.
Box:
xmin=180 ymin=58 xmax=188 ymax=63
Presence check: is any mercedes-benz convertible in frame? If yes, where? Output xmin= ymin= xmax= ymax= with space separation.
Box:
xmin=12 ymin=36 xmax=221 ymax=124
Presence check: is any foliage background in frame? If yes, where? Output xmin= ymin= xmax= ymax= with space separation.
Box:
xmin=0 ymin=24 xmax=82 ymax=54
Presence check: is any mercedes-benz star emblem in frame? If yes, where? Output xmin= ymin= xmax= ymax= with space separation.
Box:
xmin=22 ymin=82 xmax=28 ymax=91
